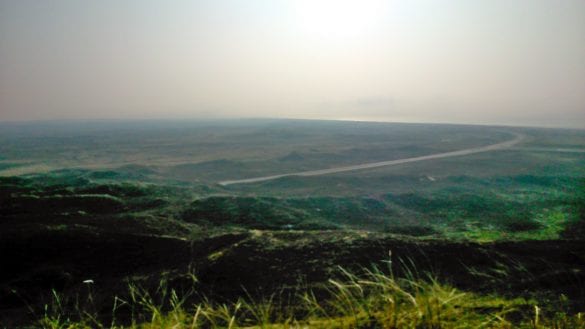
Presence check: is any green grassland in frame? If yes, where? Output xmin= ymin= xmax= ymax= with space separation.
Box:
xmin=2 ymin=170 xmax=582 ymax=241
xmin=0 ymin=120 xmax=584 ymax=327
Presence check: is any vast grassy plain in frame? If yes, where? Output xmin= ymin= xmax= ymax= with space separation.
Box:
xmin=1 ymin=119 xmax=584 ymax=327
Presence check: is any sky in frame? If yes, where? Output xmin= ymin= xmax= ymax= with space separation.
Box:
xmin=1 ymin=0 xmax=584 ymax=128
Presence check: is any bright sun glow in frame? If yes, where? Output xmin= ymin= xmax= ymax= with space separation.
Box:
xmin=293 ymin=0 xmax=388 ymax=39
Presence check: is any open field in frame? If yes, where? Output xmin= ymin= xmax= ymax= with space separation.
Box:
xmin=218 ymin=132 xmax=525 ymax=185
xmin=0 ymin=120 xmax=514 ymax=179
xmin=0 ymin=119 xmax=584 ymax=327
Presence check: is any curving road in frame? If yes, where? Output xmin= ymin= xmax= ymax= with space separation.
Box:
xmin=218 ymin=133 xmax=525 ymax=186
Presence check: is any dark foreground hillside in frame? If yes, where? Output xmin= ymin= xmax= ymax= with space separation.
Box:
xmin=2 ymin=229 xmax=585 ymax=326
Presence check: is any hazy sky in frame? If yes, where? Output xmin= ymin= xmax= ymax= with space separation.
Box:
xmin=1 ymin=0 xmax=584 ymax=127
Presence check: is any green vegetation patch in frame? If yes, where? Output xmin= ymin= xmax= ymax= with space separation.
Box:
xmin=182 ymin=196 xmax=335 ymax=230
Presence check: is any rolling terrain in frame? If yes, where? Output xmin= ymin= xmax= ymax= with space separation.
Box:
xmin=0 ymin=119 xmax=584 ymax=327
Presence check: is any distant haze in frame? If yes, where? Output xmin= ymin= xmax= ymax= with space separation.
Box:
xmin=1 ymin=0 xmax=584 ymax=128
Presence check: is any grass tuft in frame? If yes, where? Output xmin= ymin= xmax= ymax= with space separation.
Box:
xmin=36 ymin=259 xmax=585 ymax=329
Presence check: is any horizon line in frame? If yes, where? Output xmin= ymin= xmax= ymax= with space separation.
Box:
xmin=0 ymin=116 xmax=583 ymax=131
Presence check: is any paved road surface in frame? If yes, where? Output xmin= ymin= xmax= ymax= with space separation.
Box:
xmin=219 ymin=133 xmax=525 ymax=186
